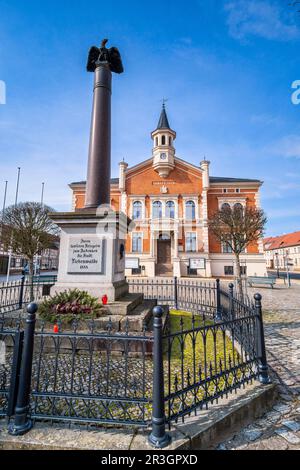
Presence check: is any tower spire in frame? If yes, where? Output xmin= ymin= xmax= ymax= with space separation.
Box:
xmin=157 ymin=102 xmax=171 ymax=130
xmin=151 ymin=104 xmax=176 ymax=178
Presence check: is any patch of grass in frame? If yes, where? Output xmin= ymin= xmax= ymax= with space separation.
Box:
xmin=163 ymin=310 xmax=242 ymax=416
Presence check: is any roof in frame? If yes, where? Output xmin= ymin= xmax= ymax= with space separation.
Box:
xmin=157 ymin=104 xmax=171 ymax=130
xmin=210 ymin=177 xmax=262 ymax=184
xmin=263 ymin=231 xmax=300 ymax=251
xmin=70 ymin=178 xmax=119 ymax=186
xmin=70 ymin=175 xmax=261 ymax=187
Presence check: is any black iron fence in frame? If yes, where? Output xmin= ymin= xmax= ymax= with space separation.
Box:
xmin=128 ymin=277 xmax=217 ymax=317
xmin=0 ymin=275 xmax=57 ymax=314
xmin=0 ymin=279 xmax=270 ymax=448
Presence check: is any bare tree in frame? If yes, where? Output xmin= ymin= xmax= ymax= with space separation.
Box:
xmin=1 ymin=202 xmax=59 ymax=299
xmin=208 ymin=205 xmax=267 ymax=297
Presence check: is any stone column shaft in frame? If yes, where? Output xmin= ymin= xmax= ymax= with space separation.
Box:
xmin=85 ymin=64 xmax=112 ymax=209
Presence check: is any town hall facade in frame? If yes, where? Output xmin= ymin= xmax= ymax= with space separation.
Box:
xmin=70 ymin=106 xmax=266 ymax=278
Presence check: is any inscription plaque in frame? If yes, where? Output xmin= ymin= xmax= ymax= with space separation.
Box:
xmin=67 ymin=238 xmax=103 ymax=274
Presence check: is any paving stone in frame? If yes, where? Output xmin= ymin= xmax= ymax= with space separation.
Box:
xmin=216 ymin=443 xmax=227 ymax=450
xmin=273 ymin=403 xmax=291 ymax=414
xmin=279 ymin=394 xmax=294 ymax=402
xmin=216 ymin=284 xmax=300 ymax=450
xmin=282 ymin=420 xmax=300 ymax=432
xmin=264 ymin=411 xmax=282 ymax=424
xmin=243 ymin=427 xmax=263 ymax=442
xmin=259 ymin=436 xmax=289 ymax=451
xmin=275 ymin=428 xmax=300 ymax=445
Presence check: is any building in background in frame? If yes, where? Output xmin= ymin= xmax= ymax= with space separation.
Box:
xmin=70 ymin=106 xmax=266 ymax=278
xmin=264 ymin=231 xmax=300 ymax=272
xmin=0 ymin=227 xmax=59 ymax=275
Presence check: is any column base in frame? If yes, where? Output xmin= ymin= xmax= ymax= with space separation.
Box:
xmin=148 ymin=431 xmax=171 ymax=449
xmin=8 ymin=419 xmax=33 ymax=436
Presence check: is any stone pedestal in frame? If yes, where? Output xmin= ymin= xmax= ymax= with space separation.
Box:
xmin=51 ymin=209 xmax=130 ymax=302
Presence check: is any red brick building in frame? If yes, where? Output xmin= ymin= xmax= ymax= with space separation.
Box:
xmin=70 ymin=106 xmax=266 ymax=278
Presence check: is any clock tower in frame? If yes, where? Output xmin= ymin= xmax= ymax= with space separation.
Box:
xmin=151 ymin=104 xmax=176 ymax=178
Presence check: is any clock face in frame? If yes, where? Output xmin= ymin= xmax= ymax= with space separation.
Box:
xmin=160 ymin=153 xmax=167 ymax=160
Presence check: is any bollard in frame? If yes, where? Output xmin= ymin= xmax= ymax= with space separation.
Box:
xmin=215 ymin=279 xmax=222 ymax=322
xmin=174 ymin=277 xmax=178 ymax=310
xmin=8 ymin=303 xmax=38 ymax=436
xmin=254 ymin=294 xmax=271 ymax=385
xmin=149 ymin=306 xmax=171 ymax=449
xmin=228 ymin=283 xmax=234 ymax=320
xmin=18 ymin=271 xmax=25 ymax=310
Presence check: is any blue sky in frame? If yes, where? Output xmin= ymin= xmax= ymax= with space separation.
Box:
xmin=0 ymin=0 xmax=299 ymax=237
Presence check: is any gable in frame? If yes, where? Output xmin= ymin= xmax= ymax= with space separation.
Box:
xmin=126 ymin=158 xmax=203 ymax=195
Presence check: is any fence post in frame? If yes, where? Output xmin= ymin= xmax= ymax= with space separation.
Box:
xmin=149 ymin=306 xmax=171 ymax=449
xmin=254 ymin=293 xmax=271 ymax=385
xmin=18 ymin=270 xmax=25 ymax=310
xmin=215 ymin=279 xmax=222 ymax=322
xmin=228 ymin=283 xmax=234 ymax=320
xmin=8 ymin=303 xmax=37 ymax=436
xmin=174 ymin=277 xmax=178 ymax=310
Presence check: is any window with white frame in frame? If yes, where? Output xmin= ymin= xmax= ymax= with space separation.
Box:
xmin=223 ymin=242 xmax=233 ymax=253
xmin=186 ymin=232 xmax=197 ymax=252
xmin=221 ymin=203 xmax=231 ymax=211
xmin=233 ymin=203 xmax=243 ymax=212
xmin=132 ymin=201 xmax=142 ymax=220
xmin=152 ymin=201 xmax=162 ymax=219
xmin=132 ymin=233 xmax=143 ymax=253
xmin=166 ymin=201 xmax=175 ymax=218
xmin=185 ymin=200 xmax=196 ymax=220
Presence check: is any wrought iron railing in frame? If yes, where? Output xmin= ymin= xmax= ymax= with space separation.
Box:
xmin=128 ymin=277 xmax=217 ymax=317
xmin=163 ymin=312 xmax=258 ymax=424
xmin=0 ymin=279 xmax=270 ymax=448
xmin=30 ymin=321 xmax=153 ymax=427
xmin=0 ymin=276 xmax=57 ymax=314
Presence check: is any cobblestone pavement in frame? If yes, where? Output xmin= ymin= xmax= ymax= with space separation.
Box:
xmin=217 ymin=282 xmax=300 ymax=450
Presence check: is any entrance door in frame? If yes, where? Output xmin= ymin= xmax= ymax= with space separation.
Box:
xmin=156 ymin=235 xmax=172 ymax=276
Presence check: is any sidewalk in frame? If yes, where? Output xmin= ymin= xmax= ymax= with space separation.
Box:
xmin=216 ymin=283 xmax=300 ymax=450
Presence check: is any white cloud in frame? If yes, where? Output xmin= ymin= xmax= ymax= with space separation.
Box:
xmin=225 ymin=0 xmax=299 ymax=41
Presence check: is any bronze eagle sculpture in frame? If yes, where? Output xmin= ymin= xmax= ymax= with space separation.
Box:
xmin=87 ymin=39 xmax=124 ymax=74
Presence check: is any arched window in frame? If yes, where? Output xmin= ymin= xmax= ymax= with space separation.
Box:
xmin=185 ymin=201 xmax=196 ymax=220
xmin=234 ymin=203 xmax=243 ymax=212
xmin=152 ymin=201 xmax=162 ymax=219
xmin=166 ymin=201 xmax=175 ymax=218
xmin=221 ymin=203 xmax=231 ymax=211
xmin=161 ymin=135 xmax=166 ymax=145
xmin=169 ymin=136 xmax=172 ymax=146
xmin=155 ymin=137 xmax=158 ymax=146
xmin=132 ymin=201 xmax=142 ymax=220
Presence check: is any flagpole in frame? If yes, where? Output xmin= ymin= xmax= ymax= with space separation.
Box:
xmin=41 ymin=182 xmax=45 ymax=205
xmin=0 ymin=181 xmax=8 ymax=276
xmin=6 ymin=168 xmax=21 ymax=283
